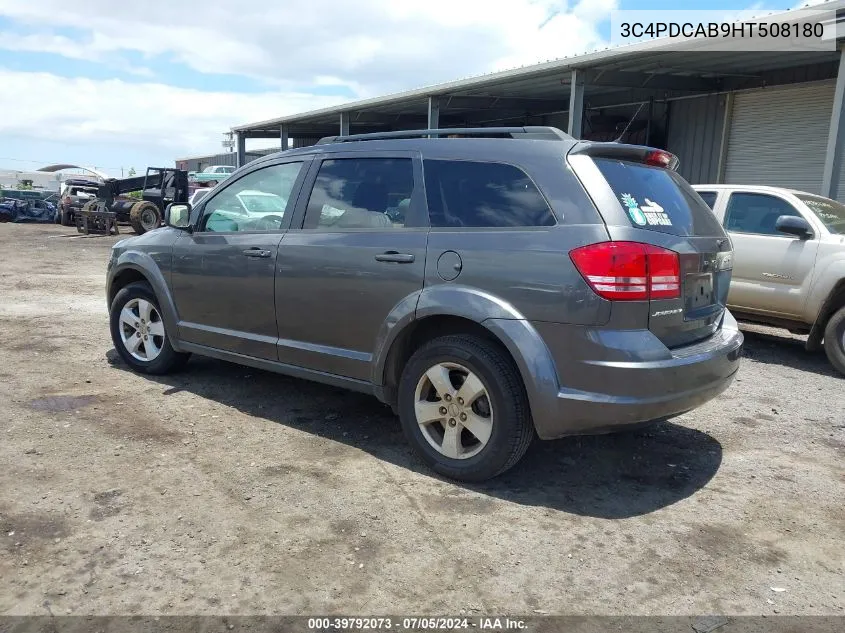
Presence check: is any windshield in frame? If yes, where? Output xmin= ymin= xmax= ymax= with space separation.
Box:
xmin=237 ymin=193 xmax=286 ymax=213
xmin=594 ymin=158 xmax=725 ymax=237
xmin=795 ymin=193 xmax=845 ymax=234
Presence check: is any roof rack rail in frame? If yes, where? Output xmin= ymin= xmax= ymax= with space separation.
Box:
xmin=316 ymin=126 xmax=572 ymax=145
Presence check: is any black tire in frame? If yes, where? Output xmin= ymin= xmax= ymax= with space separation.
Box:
xmin=823 ymin=305 xmax=845 ymax=376
xmin=59 ymin=208 xmax=73 ymax=226
xmin=129 ymin=201 xmax=161 ymax=235
xmin=397 ymin=334 xmax=534 ymax=482
xmin=109 ymin=281 xmax=189 ymax=375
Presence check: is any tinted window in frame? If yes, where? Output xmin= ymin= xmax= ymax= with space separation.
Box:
xmin=795 ymin=193 xmax=845 ymax=235
xmin=697 ymin=191 xmax=717 ymax=209
xmin=200 ymin=161 xmax=303 ymax=233
xmin=303 ymin=158 xmax=414 ymax=230
xmin=595 ymin=158 xmax=724 ymax=236
xmin=724 ymin=193 xmax=801 ymax=236
xmin=423 ymin=160 xmax=554 ymax=228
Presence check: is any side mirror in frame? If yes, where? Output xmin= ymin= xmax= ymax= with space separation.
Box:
xmin=775 ymin=215 xmax=813 ymax=239
xmin=165 ymin=203 xmax=192 ymax=230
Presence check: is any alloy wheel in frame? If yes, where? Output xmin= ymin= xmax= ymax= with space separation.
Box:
xmin=118 ymin=298 xmax=165 ymax=361
xmin=413 ymin=362 xmax=494 ymax=460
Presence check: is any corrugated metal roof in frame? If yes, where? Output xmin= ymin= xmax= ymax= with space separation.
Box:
xmin=233 ymin=0 xmax=845 ymax=133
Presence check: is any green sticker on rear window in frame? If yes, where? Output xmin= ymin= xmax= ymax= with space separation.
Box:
xmin=621 ymin=193 xmax=647 ymax=226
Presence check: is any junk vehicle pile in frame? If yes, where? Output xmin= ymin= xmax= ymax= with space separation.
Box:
xmin=0 ymin=188 xmax=57 ymax=224
xmin=77 ymin=168 xmax=188 ymax=235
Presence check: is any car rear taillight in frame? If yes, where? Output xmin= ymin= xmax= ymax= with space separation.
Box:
xmin=569 ymin=241 xmax=680 ymax=301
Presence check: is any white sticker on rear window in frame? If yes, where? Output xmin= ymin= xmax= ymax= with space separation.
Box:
xmin=640 ymin=198 xmax=673 ymax=226
xmin=620 ymin=193 xmax=673 ymax=227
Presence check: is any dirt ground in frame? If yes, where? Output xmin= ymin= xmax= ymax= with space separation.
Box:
xmin=0 ymin=223 xmax=843 ymax=617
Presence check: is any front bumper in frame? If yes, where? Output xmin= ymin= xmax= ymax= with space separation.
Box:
xmin=528 ymin=313 xmax=744 ymax=439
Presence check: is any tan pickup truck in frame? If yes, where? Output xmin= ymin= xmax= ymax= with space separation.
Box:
xmin=693 ymin=184 xmax=845 ymax=375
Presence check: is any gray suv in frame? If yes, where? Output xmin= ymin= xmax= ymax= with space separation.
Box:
xmin=106 ymin=127 xmax=743 ymax=481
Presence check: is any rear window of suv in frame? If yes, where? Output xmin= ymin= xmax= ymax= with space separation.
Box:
xmin=594 ymin=158 xmax=724 ymax=237
xmin=424 ymin=159 xmax=555 ymax=228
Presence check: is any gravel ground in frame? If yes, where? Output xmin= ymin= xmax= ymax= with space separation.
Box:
xmin=0 ymin=223 xmax=843 ymax=616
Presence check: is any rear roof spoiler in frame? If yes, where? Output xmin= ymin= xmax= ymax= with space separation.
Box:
xmin=569 ymin=142 xmax=679 ymax=171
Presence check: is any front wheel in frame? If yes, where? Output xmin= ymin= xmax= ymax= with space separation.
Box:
xmin=397 ymin=334 xmax=534 ymax=482
xmin=823 ymin=305 xmax=845 ymax=376
xmin=110 ymin=282 xmax=189 ymax=374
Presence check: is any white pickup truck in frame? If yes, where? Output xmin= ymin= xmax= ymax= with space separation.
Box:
xmin=693 ymin=184 xmax=845 ymax=375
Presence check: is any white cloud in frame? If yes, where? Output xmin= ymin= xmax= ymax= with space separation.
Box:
xmin=0 ymin=69 xmax=344 ymax=155
xmin=0 ymin=0 xmax=619 ymax=164
xmin=0 ymin=0 xmax=617 ymax=91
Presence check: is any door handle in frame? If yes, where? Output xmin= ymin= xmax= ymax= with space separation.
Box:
xmin=242 ymin=248 xmax=272 ymax=258
xmin=374 ymin=251 xmax=415 ymax=263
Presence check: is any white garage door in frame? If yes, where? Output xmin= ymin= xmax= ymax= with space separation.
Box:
xmin=724 ymin=81 xmax=834 ymax=197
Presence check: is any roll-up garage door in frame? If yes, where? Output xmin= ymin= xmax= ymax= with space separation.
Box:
xmin=724 ymin=81 xmax=834 ymax=196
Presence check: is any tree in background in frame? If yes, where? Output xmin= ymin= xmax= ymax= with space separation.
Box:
xmin=126 ymin=168 xmax=142 ymax=199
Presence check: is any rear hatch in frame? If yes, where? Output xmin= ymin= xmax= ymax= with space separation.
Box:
xmin=567 ymin=143 xmax=732 ymax=348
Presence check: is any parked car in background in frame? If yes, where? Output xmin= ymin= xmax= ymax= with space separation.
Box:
xmin=188 ymin=187 xmax=212 ymax=207
xmin=57 ymin=179 xmax=100 ymax=226
xmin=694 ymin=184 xmax=845 ymax=374
xmin=106 ymin=127 xmax=743 ymax=481
xmin=188 ymin=165 xmax=235 ymax=186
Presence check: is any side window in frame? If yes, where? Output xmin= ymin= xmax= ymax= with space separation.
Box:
xmin=423 ymin=159 xmax=555 ymax=228
xmin=200 ymin=162 xmax=303 ymax=233
xmin=697 ymin=191 xmax=718 ymax=209
xmin=724 ymin=193 xmax=801 ymax=236
xmin=303 ymin=158 xmax=414 ymax=230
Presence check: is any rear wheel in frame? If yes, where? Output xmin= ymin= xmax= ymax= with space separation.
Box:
xmin=59 ymin=208 xmax=73 ymax=226
xmin=397 ymin=335 xmax=533 ymax=482
xmin=110 ymin=282 xmax=189 ymax=374
xmin=823 ymin=305 xmax=845 ymax=376
xmin=129 ymin=201 xmax=162 ymax=234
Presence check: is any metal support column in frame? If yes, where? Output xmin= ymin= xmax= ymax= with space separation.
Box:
xmin=280 ymin=124 xmax=290 ymax=151
xmin=428 ymin=96 xmax=440 ymax=130
xmin=339 ymin=112 xmax=350 ymax=137
xmin=716 ymin=93 xmax=734 ymax=184
xmin=822 ymin=47 xmax=845 ymax=199
xmin=236 ymin=133 xmax=246 ymax=168
xmin=568 ymin=69 xmax=585 ymax=139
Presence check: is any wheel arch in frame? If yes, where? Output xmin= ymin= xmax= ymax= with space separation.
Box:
xmin=372 ymin=286 xmax=560 ymax=433
xmin=108 ymin=256 xmax=183 ymax=351
xmin=807 ymin=277 xmax=845 ymax=351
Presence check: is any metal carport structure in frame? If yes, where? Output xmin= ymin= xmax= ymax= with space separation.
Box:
xmin=232 ymin=1 xmax=845 ymax=198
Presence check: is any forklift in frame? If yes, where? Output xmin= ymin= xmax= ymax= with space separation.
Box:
xmin=77 ymin=167 xmax=189 ymax=235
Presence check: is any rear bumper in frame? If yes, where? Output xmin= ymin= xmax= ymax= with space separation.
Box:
xmin=525 ymin=312 xmax=743 ymax=439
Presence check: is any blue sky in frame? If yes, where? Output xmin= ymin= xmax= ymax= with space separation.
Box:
xmin=0 ymin=0 xmax=805 ymax=177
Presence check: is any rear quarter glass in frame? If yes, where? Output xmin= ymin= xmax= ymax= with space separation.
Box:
xmin=594 ymin=158 xmax=725 ymax=237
